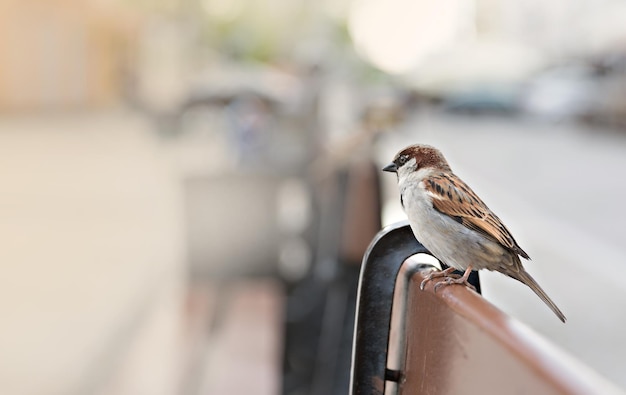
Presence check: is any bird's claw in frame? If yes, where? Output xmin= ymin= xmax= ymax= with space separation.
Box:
xmin=420 ymin=266 xmax=476 ymax=293
xmin=419 ymin=266 xmax=458 ymax=290
xmin=432 ymin=276 xmax=477 ymax=293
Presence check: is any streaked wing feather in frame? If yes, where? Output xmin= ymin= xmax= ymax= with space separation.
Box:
xmin=424 ymin=173 xmax=530 ymax=259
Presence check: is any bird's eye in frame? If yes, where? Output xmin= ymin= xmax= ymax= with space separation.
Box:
xmin=398 ymin=155 xmax=409 ymax=165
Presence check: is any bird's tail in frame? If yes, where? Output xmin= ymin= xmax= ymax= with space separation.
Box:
xmin=511 ymin=269 xmax=567 ymax=323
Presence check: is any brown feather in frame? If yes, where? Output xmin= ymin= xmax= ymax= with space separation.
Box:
xmin=508 ymin=267 xmax=567 ymax=323
xmin=424 ymin=172 xmax=530 ymax=260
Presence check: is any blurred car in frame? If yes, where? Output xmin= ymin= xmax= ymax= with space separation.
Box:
xmin=440 ymin=85 xmax=521 ymax=115
xmin=521 ymin=62 xmax=600 ymax=121
xmin=521 ymin=56 xmax=626 ymax=127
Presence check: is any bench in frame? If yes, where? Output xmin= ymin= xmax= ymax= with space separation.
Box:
xmin=350 ymin=221 xmax=622 ymax=395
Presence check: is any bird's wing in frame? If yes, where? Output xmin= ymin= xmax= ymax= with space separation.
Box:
xmin=423 ymin=172 xmax=530 ymax=259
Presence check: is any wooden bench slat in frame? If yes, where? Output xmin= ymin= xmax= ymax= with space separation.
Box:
xmin=399 ymin=260 xmax=622 ymax=395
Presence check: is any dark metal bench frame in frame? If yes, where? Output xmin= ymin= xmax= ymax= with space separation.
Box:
xmin=349 ymin=221 xmax=480 ymax=395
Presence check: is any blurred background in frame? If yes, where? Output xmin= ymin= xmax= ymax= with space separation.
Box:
xmin=2 ymin=0 xmax=626 ymax=394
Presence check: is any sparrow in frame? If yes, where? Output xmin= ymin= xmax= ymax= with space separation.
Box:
xmin=383 ymin=144 xmax=566 ymax=322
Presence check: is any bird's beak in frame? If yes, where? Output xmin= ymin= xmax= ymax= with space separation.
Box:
xmin=382 ymin=163 xmax=397 ymax=173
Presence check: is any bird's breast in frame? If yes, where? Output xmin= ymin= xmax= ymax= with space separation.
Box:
xmin=400 ymin=182 xmax=506 ymax=271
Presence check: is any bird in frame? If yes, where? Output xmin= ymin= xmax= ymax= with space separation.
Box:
xmin=382 ymin=144 xmax=566 ymax=322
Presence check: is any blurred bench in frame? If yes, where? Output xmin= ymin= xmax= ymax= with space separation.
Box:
xmin=350 ymin=221 xmax=622 ymax=395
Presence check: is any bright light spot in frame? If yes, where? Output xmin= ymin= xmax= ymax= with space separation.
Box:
xmin=202 ymin=0 xmax=244 ymax=22
xmin=348 ymin=0 xmax=467 ymax=74
xmin=278 ymin=237 xmax=312 ymax=282
xmin=276 ymin=178 xmax=312 ymax=234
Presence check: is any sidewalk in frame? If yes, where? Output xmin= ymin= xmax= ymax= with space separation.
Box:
xmin=0 ymin=111 xmax=283 ymax=395
xmin=0 ymin=112 xmax=186 ymax=395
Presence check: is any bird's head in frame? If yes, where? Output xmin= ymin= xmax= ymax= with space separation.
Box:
xmin=382 ymin=144 xmax=451 ymax=178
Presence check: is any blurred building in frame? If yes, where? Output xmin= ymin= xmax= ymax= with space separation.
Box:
xmin=0 ymin=0 xmax=138 ymax=112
